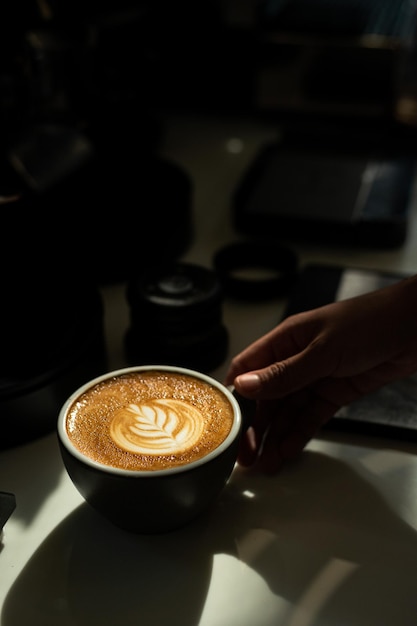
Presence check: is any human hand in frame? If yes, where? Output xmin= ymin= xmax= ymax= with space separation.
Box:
xmin=225 ymin=275 xmax=417 ymax=473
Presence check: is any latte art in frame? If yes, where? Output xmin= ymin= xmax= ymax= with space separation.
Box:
xmin=65 ymin=370 xmax=235 ymax=471
xmin=110 ymin=400 xmax=204 ymax=455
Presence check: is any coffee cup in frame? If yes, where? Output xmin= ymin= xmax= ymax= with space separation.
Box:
xmin=57 ymin=365 xmax=242 ymax=533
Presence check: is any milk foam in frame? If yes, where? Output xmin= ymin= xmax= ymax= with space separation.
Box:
xmin=110 ymin=399 xmax=204 ymax=455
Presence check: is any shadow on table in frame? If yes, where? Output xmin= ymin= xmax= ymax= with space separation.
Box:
xmin=3 ymin=449 xmax=417 ymax=626
xmin=0 ymin=433 xmax=65 ymax=528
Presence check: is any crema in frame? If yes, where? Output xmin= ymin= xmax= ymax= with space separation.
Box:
xmin=65 ymin=370 xmax=234 ymax=471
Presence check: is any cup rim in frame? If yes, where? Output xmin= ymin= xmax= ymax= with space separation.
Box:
xmin=57 ymin=364 xmax=242 ymax=477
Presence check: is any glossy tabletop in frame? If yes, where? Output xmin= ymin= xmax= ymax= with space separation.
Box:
xmin=2 ymin=113 xmax=417 ymax=626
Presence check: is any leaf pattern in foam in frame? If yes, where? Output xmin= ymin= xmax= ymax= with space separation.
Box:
xmin=110 ymin=399 xmax=204 ymax=455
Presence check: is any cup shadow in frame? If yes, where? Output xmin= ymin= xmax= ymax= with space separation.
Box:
xmin=0 ymin=433 xmax=63 ymax=528
xmin=3 ymin=449 xmax=417 ymax=626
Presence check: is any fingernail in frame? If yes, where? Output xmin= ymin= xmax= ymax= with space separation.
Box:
xmin=236 ymin=373 xmax=260 ymax=392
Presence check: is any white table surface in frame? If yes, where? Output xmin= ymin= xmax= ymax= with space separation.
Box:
xmin=2 ymin=113 xmax=417 ymax=626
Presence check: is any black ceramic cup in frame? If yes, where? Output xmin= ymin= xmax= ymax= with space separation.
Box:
xmin=57 ymin=365 xmax=242 ymax=534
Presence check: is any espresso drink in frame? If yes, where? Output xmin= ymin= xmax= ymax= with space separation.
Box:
xmin=65 ymin=370 xmax=235 ymax=471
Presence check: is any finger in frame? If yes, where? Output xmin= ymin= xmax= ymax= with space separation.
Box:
xmin=237 ymin=399 xmax=276 ymax=467
xmin=233 ymin=344 xmax=333 ymax=401
xmin=225 ymin=321 xmax=304 ymax=385
xmin=258 ymin=389 xmax=339 ymax=474
xmin=237 ymin=427 xmax=258 ymax=467
xmin=258 ymin=366 xmax=398 ymax=474
xmin=225 ymin=340 xmax=276 ymax=386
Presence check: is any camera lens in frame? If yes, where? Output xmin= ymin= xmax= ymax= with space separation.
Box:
xmin=125 ymin=263 xmax=228 ymax=372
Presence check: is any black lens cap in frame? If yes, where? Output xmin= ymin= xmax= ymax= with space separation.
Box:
xmin=213 ymin=241 xmax=298 ymax=300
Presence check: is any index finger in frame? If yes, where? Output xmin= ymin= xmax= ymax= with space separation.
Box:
xmin=225 ymin=322 xmax=302 ymax=385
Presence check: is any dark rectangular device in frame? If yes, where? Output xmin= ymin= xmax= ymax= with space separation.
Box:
xmin=281 ymin=263 xmax=417 ymax=441
xmin=234 ymin=142 xmax=415 ymax=248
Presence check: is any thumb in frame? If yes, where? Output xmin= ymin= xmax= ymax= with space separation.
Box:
xmin=233 ymin=348 xmax=328 ymax=400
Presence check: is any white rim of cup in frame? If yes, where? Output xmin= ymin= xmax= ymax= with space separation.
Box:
xmin=57 ymin=365 xmax=242 ymax=477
